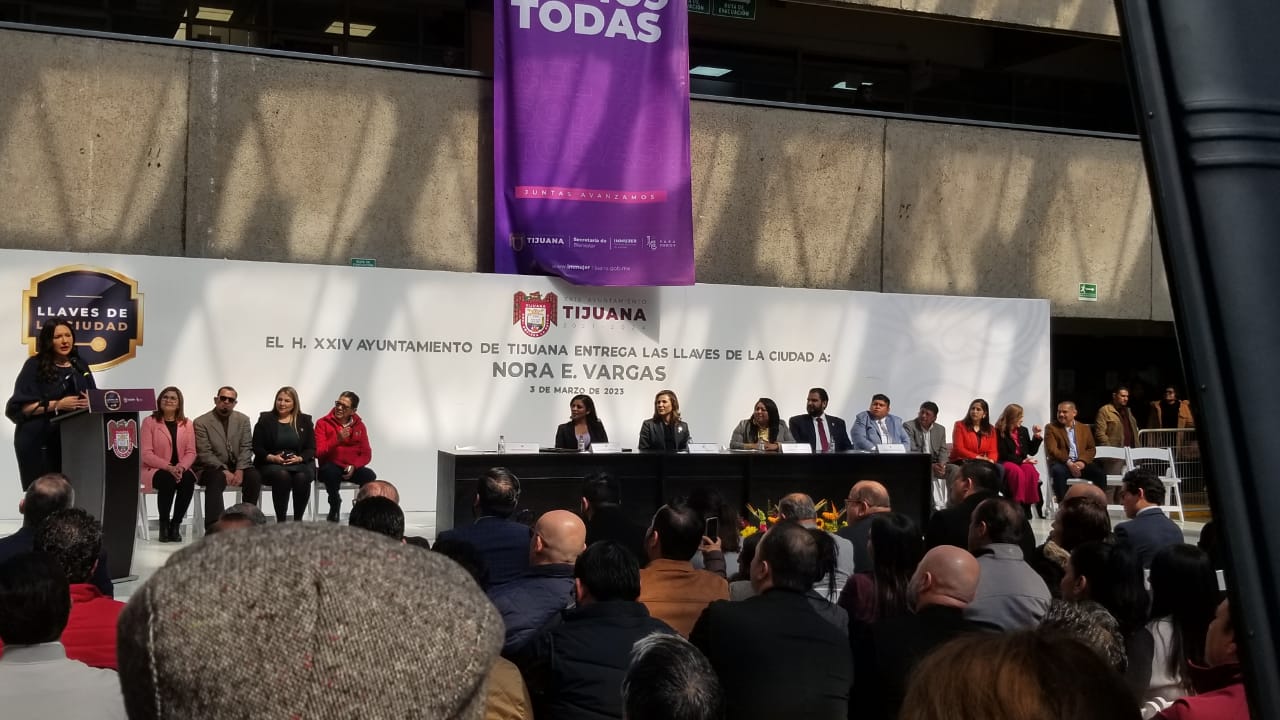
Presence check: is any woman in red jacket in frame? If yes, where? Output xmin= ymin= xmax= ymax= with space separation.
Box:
xmin=141 ymin=386 xmax=198 ymax=542
xmin=949 ymin=398 xmax=998 ymax=467
xmin=316 ymin=390 xmax=376 ymax=522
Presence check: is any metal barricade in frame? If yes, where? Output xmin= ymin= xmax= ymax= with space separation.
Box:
xmin=1137 ymin=428 xmax=1205 ymax=509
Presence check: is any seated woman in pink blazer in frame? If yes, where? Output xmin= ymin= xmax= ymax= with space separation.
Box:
xmin=141 ymin=386 xmax=198 ymax=543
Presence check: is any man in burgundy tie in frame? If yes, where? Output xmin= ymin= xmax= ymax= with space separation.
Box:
xmin=787 ymin=388 xmax=852 ymax=453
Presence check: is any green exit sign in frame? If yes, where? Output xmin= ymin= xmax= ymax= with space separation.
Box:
xmin=350 ymin=258 xmax=376 ymax=268
xmin=1078 ymin=283 xmax=1098 ymax=302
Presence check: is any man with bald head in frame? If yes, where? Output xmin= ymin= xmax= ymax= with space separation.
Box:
xmin=837 ymin=481 xmax=892 ymax=572
xmin=855 ymin=545 xmax=984 ymax=720
xmin=1063 ymin=481 xmax=1108 ymax=506
xmin=488 ymin=509 xmax=586 ymax=656
xmin=354 ymin=479 xmax=399 ymax=505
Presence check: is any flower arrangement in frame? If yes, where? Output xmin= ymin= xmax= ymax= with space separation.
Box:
xmin=739 ymin=500 xmax=847 ymax=539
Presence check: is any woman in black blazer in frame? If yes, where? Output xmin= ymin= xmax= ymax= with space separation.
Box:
xmin=253 ymin=386 xmax=316 ymax=522
xmin=638 ymin=389 xmax=690 ymax=451
xmin=995 ymin=403 xmax=1044 ymax=519
xmin=5 ymin=320 xmax=96 ymax=490
xmin=554 ymin=394 xmax=609 ymax=450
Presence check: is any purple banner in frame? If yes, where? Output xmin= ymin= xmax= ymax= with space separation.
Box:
xmin=493 ymin=0 xmax=695 ymax=286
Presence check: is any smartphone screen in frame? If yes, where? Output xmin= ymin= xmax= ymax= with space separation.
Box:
xmin=705 ymin=516 xmax=719 ymax=542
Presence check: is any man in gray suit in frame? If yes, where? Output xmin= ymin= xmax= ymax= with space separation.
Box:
xmin=193 ymin=386 xmax=262 ymax=529
xmin=904 ymin=401 xmax=948 ymax=479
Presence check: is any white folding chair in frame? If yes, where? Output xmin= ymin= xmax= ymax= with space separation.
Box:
xmin=136 ymin=485 xmax=152 ymax=541
xmin=192 ymin=485 xmax=243 ymax=539
xmin=310 ymin=481 xmax=362 ymax=522
xmin=1127 ymin=446 xmax=1185 ymax=522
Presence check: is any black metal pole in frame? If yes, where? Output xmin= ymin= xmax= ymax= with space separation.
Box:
xmin=1115 ymin=2 xmax=1280 ymax=718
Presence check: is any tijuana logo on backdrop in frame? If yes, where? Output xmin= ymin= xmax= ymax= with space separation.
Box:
xmin=514 ymin=291 xmax=558 ymax=338
xmin=22 ymin=265 xmax=144 ymax=371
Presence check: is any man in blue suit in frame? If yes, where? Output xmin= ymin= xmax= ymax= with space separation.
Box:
xmin=1114 ymin=468 xmax=1184 ymax=569
xmin=850 ymin=394 xmax=911 ymax=452
xmin=787 ymin=388 xmax=852 ymax=453
xmin=435 ymin=467 xmax=532 ymax=586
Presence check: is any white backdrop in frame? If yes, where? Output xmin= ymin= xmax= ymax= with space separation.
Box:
xmin=0 ymin=250 xmax=1051 ymax=525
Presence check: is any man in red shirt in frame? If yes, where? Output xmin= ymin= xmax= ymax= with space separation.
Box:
xmin=34 ymin=508 xmax=125 ymax=669
xmin=315 ymin=391 xmax=376 ymax=522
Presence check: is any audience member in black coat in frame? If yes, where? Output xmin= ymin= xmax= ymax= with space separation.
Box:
xmin=437 ymin=467 xmax=533 ymax=587
xmin=690 ymin=521 xmax=852 ymax=720
xmin=925 ymin=460 xmax=1035 ymax=560
xmin=488 ymin=510 xmax=586 ymax=657
xmin=519 ymin=540 xmax=676 ymax=720
xmin=853 ymin=545 xmax=984 ymax=720
xmin=0 ymin=473 xmax=113 ymax=596
xmin=836 ymin=480 xmax=892 ymax=573
xmin=622 ymin=632 xmax=724 ymax=720
xmin=579 ymin=473 xmax=648 ymax=566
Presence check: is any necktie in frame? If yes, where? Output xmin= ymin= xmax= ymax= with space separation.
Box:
xmin=816 ymin=419 xmax=830 ymax=453
xmin=876 ymin=419 xmax=889 ymax=443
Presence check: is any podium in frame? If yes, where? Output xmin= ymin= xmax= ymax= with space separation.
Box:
xmin=56 ymin=388 xmax=156 ymax=580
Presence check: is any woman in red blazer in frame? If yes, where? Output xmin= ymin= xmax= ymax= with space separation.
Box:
xmin=141 ymin=386 xmax=198 ymax=542
xmin=949 ymin=398 xmax=998 ymax=465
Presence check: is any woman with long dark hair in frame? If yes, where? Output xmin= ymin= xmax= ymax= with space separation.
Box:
xmin=729 ymin=397 xmax=793 ymax=451
xmin=554 ymin=394 xmax=609 ymax=450
xmin=638 ymin=389 xmax=690 ymax=451
xmin=1062 ymin=540 xmax=1152 ymax=695
xmin=995 ymin=403 xmax=1045 ymax=519
xmin=253 ymin=386 xmax=315 ymax=522
xmin=949 ymin=398 xmax=997 ymax=466
xmin=838 ymin=512 xmax=924 ymax=625
xmin=1142 ymin=544 xmax=1220 ymax=714
xmin=5 ymin=320 xmax=96 ymax=490
xmin=140 ymin=386 xmax=197 ymax=542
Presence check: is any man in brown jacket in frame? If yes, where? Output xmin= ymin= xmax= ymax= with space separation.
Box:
xmin=638 ymin=501 xmax=728 ymax=637
xmin=1094 ymin=386 xmax=1141 ymax=449
xmin=1044 ymin=401 xmax=1106 ymax=501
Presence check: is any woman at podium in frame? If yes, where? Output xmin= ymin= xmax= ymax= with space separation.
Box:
xmin=729 ymin=397 xmax=794 ymax=451
xmin=554 ymin=394 xmax=609 ymax=450
xmin=638 ymin=389 xmax=690 ymax=451
xmin=5 ymin=320 xmax=96 ymax=490
xmin=253 ymin=386 xmax=316 ymax=522
xmin=141 ymin=386 xmax=197 ymax=542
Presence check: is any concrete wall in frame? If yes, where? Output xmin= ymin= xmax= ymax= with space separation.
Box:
xmin=0 ymin=28 xmax=1170 ymax=319
xmin=832 ymin=0 xmax=1120 ymax=37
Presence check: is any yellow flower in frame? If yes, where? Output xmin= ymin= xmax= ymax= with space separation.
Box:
xmin=741 ymin=525 xmax=759 ymax=539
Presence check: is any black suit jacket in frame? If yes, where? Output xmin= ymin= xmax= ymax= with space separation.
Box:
xmin=0 ymin=527 xmax=114 ymax=597
xmin=854 ymin=605 xmax=985 ymax=720
xmin=925 ymin=491 xmax=1037 ymax=560
xmin=637 ymin=418 xmax=690 ymax=451
xmin=996 ymin=426 xmax=1043 ymax=464
xmin=691 ymin=589 xmax=852 ymax=720
xmin=836 ymin=516 xmax=874 ymax=572
xmin=1114 ymin=508 xmax=1185 ymax=569
xmin=788 ymin=414 xmax=853 ymax=452
xmin=554 ymin=421 xmax=609 ymax=450
xmin=252 ymin=412 xmax=316 ymax=465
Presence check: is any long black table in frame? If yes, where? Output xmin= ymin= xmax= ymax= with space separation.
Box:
xmin=437 ymin=450 xmax=934 ymax=534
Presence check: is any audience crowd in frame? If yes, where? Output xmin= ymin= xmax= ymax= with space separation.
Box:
xmin=0 ymin=434 xmax=1247 ymax=719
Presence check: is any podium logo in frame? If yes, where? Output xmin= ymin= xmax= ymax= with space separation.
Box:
xmin=513 ymin=291 xmax=558 ymax=338
xmin=107 ymin=417 xmax=138 ymax=460
xmin=22 ymin=266 xmax=144 ymax=371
